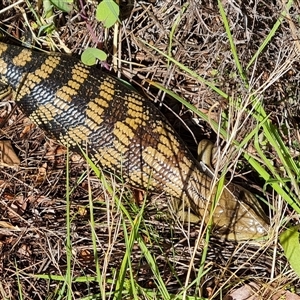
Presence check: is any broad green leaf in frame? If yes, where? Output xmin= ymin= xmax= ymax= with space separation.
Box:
xmin=50 ymin=0 xmax=74 ymax=13
xmin=96 ymin=0 xmax=119 ymax=28
xmin=81 ymin=48 xmax=107 ymax=66
xmin=279 ymin=226 xmax=300 ymax=277
xmin=43 ymin=0 xmax=54 ymax=18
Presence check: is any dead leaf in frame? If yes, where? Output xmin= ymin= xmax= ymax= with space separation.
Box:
xmin=226 ymin=282 xmax=259 ymax=300
xmin=273 ymin=291 xmax=300 ymax=300
xmin=226 ymin=282 xmax=300 ymax=300
xmin=133 ymin=189 xmax=144 ymax=205
xmin=0 ymin=221 xmax=20 ymax=231
xmin=17 ymin=244 xmax=31 ymax=257
xmin=9 ymin=194 xmax=27 ymax=216
xmin=0 ymin=140 xmax=20 ymax=167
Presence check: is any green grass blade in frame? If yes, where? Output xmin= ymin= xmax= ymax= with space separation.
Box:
xmin=217 ymin=0 xmax=248 ymax=85
xmin=246 ymin=0 xmax=295 ymax=70
xmin=65 ymin=146 xmax=72 ymax=299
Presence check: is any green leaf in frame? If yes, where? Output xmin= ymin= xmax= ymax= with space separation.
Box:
xmin=279 ymin=226 xmax=300 ymax=277
xmin=50 ymin=0 xmax=74 ymax=13
xmin=81 ymin=48 xmax=107 ymax=66
xmin=96 ymin=0 xmax=119 ymax=28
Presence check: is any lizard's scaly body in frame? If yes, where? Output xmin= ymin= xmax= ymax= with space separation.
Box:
xmin=0 ymin=42 xmax=269 ymax=240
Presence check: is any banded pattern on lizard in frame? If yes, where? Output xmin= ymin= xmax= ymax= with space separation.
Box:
xmin=0 ymin=42 xmax=269 ymax=240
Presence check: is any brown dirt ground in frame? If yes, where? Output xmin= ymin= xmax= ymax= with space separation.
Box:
xmin=0 ymin=0 xmax=300 ymax=299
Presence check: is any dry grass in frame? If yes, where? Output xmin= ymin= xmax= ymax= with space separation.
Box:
xmin=0 ymin=0 xmax=300 ymax=299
